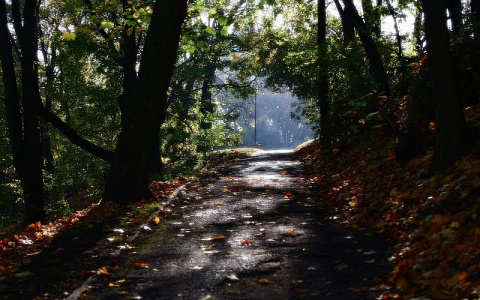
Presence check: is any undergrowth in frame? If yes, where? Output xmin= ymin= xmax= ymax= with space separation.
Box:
xmin=297 ymin=105 xmax=480 ymax=299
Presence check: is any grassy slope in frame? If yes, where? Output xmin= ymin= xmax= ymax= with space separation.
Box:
xmin=296 ymin=105 xmax=480 ymax=299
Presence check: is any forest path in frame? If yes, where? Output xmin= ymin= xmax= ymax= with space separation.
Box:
xmin=82 ymin=150 xmax=392 ymax=299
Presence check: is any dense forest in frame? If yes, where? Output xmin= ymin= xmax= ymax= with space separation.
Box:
xmin=1 ymin=0 xmax=480 ymax=288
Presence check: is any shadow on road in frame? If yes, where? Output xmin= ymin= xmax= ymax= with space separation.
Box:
xmin=84 ymin=150 xmax=393 ymax=299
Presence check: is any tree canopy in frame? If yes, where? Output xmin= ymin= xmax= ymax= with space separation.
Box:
xmin=0 ymin=0 xmax=479 ymax=237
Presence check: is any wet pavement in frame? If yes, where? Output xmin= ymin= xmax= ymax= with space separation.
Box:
xmin=79 ymin=150 xmax=392 ymax=299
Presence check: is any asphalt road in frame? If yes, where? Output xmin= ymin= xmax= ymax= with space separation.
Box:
xmin=80 ymin=150 xmax=393 ymax=299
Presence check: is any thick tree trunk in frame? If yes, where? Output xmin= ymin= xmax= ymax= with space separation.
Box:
xmin=424 ymin=0 xmax=466 ymax=172
xmin=103 ymin=0 xmax=187 ymax=203
xmin=0 ymin=0 xmax=46 ymax=224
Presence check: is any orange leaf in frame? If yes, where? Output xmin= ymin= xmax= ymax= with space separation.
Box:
xmin=284 ymin=231 xmax=298 ymax=237
xmin=458 ymin=272 xmax=469 ymax=282
xmin=258 ymin=277 xmax=273 ymax=284
xmin=431 ymin=214 xmax=448 ymax=224
xmin=133 ymin=262 xmax=149 ymax=268
xmin=396 ymin=279 xmax=409 ymax=293
xmin=150 ymin=216 xmax=162 ymax=225
xmin=98 ymin=266 xmax=110 ymax=275
xmin=130 ymin=219 xmax=142 ymax=225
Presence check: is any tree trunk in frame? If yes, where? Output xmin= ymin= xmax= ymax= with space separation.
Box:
xmin=40 ymin=51 xmax=56 ymax=174
xmin=0 ymin=0 xmax=46 ymax=225
xmin=361 ymin=0 xmax=381 ymax=38
xmin=317 ymin=0 xmax=331 ymax=146
xmin=471 ymin=0 xmax=480 ymax=39
xmin=423 ymin=0 xmax=466 ymax=172
xmin=149 ymin=139 xmax=164 ymax=176
xmin=446 ymin=0 xmax=462 ymax=37
xmin=385 ymin=0 xmax=406 ymax=71
xmin=103 ymin=0 xmax=187 ymax=203
xmin=333 ymin=0 xmax=355 ymax=43
xmin=197 ymin=63 xmax=217 ymax=152
xmin=343 ymin=0 xmax=390 ymax=96
xmin=413 ymin=3 xmax=425 ymax=57
xmin=342 ymin=0 xmax=400 ymax=137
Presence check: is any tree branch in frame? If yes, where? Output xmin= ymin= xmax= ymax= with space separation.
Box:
xmin=36 ymin=104 xmax=114 ymax=162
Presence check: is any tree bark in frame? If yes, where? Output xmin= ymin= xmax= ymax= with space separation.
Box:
xmin=317 ymin=0 xmax=330 ymax=146
xmin=413 ymin=3 xmax=425 ymax=57
xmin=423 ymin=0 xmax=466 ymax=172
xmin=333 ymin=0 xmax=355 ymax=43
xmin=103 ymin=0 xmax=187 ymax=203
xmin=446 ymin=0 xmax=462 ymax=37
xmin=0 ymin=0 xmax=46 ymax=224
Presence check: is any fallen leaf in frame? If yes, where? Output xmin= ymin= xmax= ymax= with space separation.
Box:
xmin=240 ymin=240 xmax=252 ymax=246
xmin=431 ymin=214 xmax=448 ymax=224
xmin=335 ymin=263 xmax=349 ymax=271
xmin=150 ymin=215 xmax=162 ymax=225
xmin=457 ymin=271 xmax=469 ymax=282
xmin=284 ymin=231 xmax=298 ymax=237
xmin=133 ymin=262 xmax=149 ymax=268
xmin=226 ymin=274 xmax=240 ymax=281
xmin=129 ymin=219 xmax=142 ymax=225
xmin=258 ymin=277 xmax=273 ymax=284
xmin=450 ymin=221 xmax=460 ymax=228
xmin=202 ymin=235 xmax=228 ymax=241
xmin=98 ymin=266 xmax=110 ymax=275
